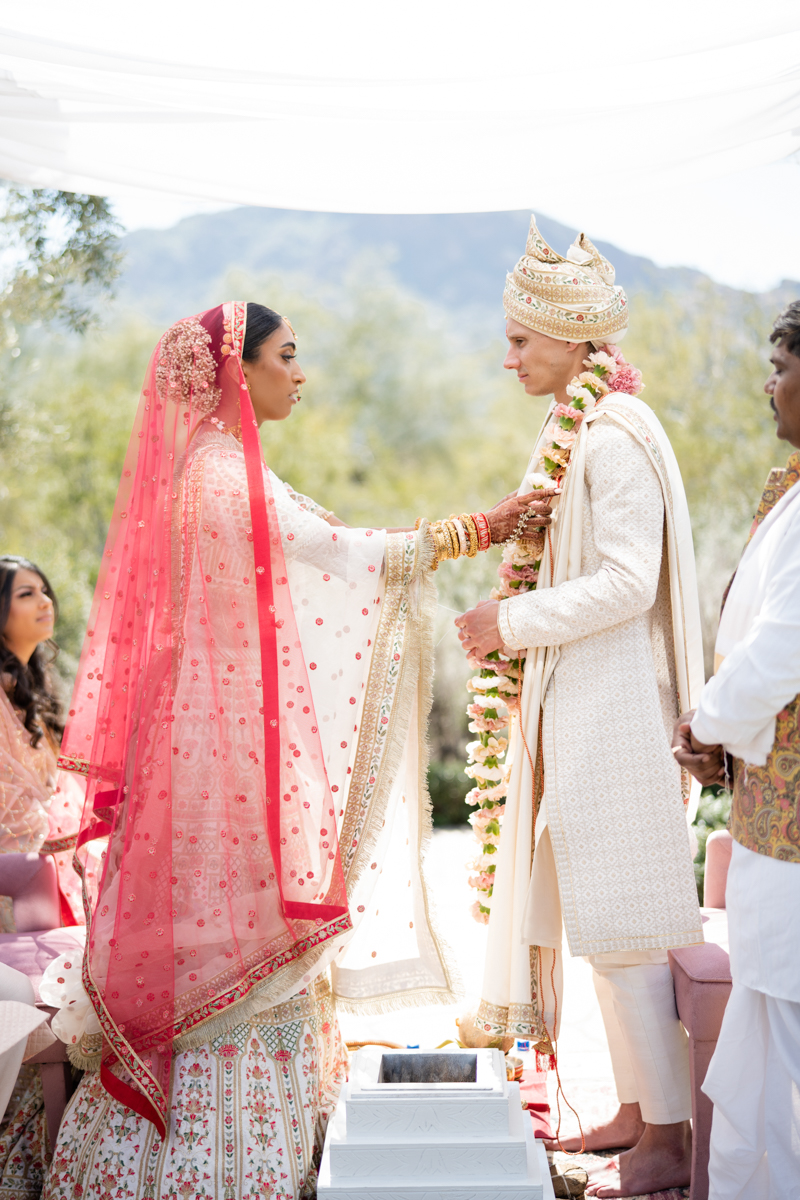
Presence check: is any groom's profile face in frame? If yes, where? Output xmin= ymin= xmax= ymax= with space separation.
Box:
xmin=504 ymin=319 xmax=577 ymax=397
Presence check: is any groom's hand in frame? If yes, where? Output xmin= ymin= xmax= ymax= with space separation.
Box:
xmin=486 ymin=490 xmax=557 ymax=545
xmin=455 ymin=599 xmax=504 ymax=658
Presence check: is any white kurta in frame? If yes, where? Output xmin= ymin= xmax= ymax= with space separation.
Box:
xmin=498 ymin=418 xmax=702 ymax=957
xmin=692 ymin=483 xmax=800 ymax=1197
xmin=692 ymin=480 xmax=800 ymax=765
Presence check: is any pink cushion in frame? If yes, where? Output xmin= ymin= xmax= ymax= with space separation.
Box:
xmin=0 ymin=853 xmax=61 ymax=932
xmin=669 ymin=909 xmax=731 ymax=1042
xmin=0 ymin=929 xmax=85 ymax=1003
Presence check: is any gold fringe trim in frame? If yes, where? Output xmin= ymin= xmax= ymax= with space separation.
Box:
xmin=413 ymin=518 xmax=437 ymax=577
xmin=334 ymin=980 xmax=460 ymax=1018
xmin=66 ymin=1042 xmax=102 ymax=1072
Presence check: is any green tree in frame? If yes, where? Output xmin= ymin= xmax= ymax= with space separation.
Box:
xmin=0 ymin=186 xmax=121 ymax=348
xmin=0 ymin=185 xmax=123 ymax=665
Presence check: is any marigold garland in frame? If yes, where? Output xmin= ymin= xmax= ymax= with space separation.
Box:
xmin=464 ymin=345 xmax=644 ymax=922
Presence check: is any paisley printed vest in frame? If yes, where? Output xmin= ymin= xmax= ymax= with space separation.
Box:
xmin=730 ymin=452 xmax=800 ymax=861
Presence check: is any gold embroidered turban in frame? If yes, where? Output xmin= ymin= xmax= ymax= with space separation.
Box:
xmin=504 ymin=215 xmax=629 ymax=344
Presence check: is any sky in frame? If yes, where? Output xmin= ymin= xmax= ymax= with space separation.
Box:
xmin=109 ymin=154 xmax=800 ymax=295
xmin=4 ymin=0 xmax=799 ymax=293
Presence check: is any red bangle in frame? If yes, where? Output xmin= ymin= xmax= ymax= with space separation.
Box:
xmin=472 ymin=512 xmax=491 ymax=552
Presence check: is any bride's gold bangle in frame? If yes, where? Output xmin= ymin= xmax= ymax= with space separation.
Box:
xmin=417 ymin=514 xmax=479 ymax=568
xmin=429 ymin=521 xmax=451 ymax=563
xmin=460 ymin=513 xmax=479 ymax=557
xmin=444 ymin=520 xmax=460 ymax=559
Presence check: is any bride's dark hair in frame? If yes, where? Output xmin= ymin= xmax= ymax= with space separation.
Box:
xmin=0 ymin=556 xmax=63 ymax=747
xmin=242 ymin=303 xmax=284 ymax=362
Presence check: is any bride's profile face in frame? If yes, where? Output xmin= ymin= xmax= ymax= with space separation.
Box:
xmin=242 ymin=321 xmax=307 ymax=424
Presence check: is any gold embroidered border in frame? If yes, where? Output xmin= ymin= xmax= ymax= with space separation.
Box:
xmin=40 ymin=834 xmax=78 ymax=854
xmin=476 ymin=991 xmax=552 ymax=1049
xmin=230 ymin=300 xmax=246 ymax=358
xmin=512 ymin=268 xmax=612 ymax=305
xmin=81 ymin=930 xmax=169 ymax=1130
xmin=56 ymin=753 xmax=93 ymax=777
xmin=503 ymin=286 xmax=628 ymax=342
xmin=340 ymin=532 xmax=416 ymax=882
xmin=167 ymin=915 xmax=352 ymax=1046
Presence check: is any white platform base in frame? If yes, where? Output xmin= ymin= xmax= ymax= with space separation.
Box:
xmin=318 ymin=1095 xmax=553 ymax=1199
xmin=318 ymin=1047 xmax=555 ymax=1200
xmin=331 ymin=1095 xmax=529 ymax=1180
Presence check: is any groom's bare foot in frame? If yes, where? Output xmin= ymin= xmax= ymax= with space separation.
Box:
xmin=543 ymin=1102 xmax=645 ymax=1153
xmin=584 ymin=1120 xmax=692 ymax=1197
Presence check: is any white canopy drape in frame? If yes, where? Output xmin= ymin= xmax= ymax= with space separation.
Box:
xmin=0 ymin=1 xmax=798 ymax=215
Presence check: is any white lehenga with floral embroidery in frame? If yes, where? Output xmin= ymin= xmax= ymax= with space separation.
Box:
xmin=44 ymin=983 xmax=346 ymax=1200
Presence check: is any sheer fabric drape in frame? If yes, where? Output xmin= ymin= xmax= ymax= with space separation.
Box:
xmin=58 ymin=302 xmax=454 ymax=1135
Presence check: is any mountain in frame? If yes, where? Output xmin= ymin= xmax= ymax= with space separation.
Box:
xmin=118 ymin=208 xmax=799 ymax=328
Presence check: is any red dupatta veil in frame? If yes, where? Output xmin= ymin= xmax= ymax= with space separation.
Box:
xmin=59 ymin=303 xmax=351 ymax=1135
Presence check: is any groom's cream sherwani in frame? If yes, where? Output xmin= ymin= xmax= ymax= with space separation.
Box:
xmin=483 ymin=214 xmax=705 ymax=1125
xmin=499 ymin=413 xmax=702 ymax=961
xmin=481 ymin=396 xmax=705 ymax=1124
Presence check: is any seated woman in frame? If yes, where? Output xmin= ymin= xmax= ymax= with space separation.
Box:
xmin=42 ymin=303 xmax=549 ymax=1200
xmin=0 ymin=556 xmax=86 ymax=928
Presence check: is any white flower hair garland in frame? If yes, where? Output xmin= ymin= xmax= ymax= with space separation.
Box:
xmin=464 ymin=346 xmax=644 ymax=922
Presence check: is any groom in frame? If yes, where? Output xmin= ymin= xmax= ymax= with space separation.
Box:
xmin=457 ymin=217 xmax=704 ymax=1198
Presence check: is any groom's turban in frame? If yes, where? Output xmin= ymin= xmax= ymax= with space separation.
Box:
xmin=504 ymin=215 xmax=629 ymax=344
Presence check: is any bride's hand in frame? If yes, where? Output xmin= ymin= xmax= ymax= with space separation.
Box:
xmin=486 ymin=489 xmax=557 ymax=545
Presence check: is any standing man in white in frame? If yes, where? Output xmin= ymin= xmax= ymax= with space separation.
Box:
xmin=457 ymin=217 xmax=704 ymax=1198
xmin=675 ymin=300 xmax=800 ymax=1197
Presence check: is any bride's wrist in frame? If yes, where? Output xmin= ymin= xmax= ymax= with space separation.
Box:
xmin=415 ymin=512 xmax=490 ymax=568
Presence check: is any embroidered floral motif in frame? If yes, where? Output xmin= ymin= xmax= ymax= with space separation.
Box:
xmin=221 ymin=302 xmax=247 ymax=360
xmin=732 ymin=701 xmax=800 ymax=862
xmin=749 ymin=451 xmax=800 ymax=538
xmin=0 ymin=1070 xmax=49 ymax=1198
xmin=42 ymin=988 xmax=346 ymax=1200
xmin=55 ymin=753 xmax=91 ymax=777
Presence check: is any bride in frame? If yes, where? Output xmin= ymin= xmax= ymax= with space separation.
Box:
xmin=42 ymin=302 xmax=549 ymax=1199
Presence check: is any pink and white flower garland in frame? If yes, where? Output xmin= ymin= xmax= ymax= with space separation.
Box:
xmin=464 ymin=345 xmax=644 ymax=922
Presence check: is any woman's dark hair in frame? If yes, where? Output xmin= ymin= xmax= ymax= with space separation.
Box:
xmin=242 ymin=304 xmax=284 ymax=363
xmin=0 ymin=556 xmax=63 ymax=747
xmin=771 ymin=300 xmax=800 ymax=358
